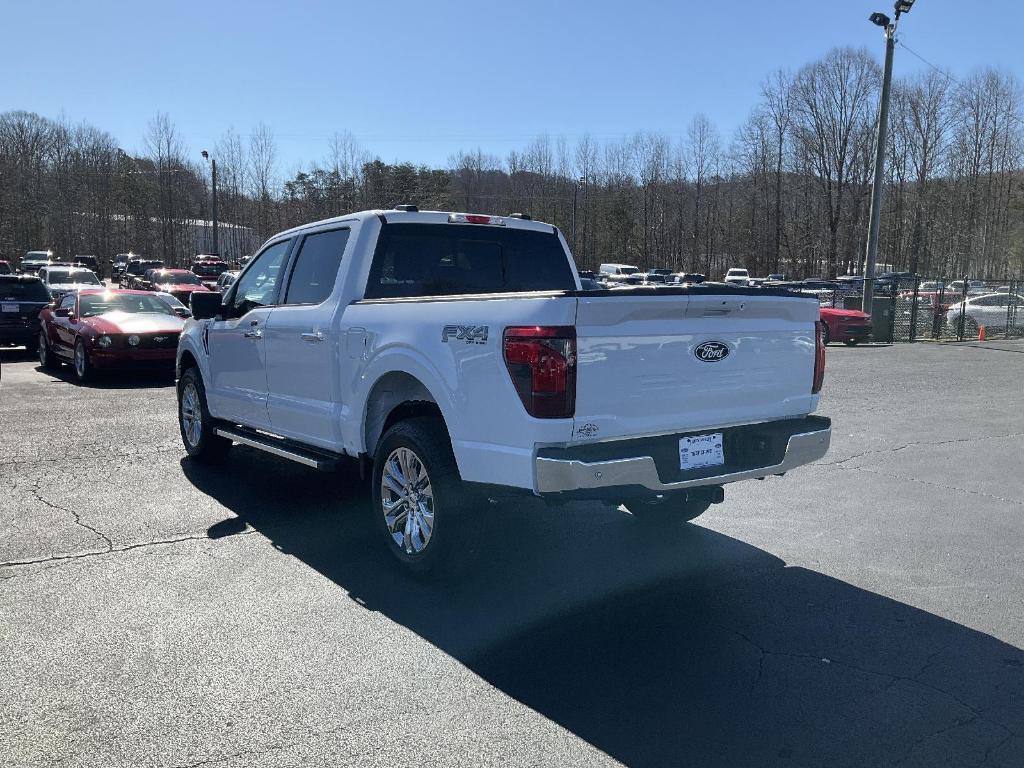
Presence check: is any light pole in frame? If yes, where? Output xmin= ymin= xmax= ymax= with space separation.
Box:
xmin=862 ymin=0 xmax=916 ymax=315
xmin=201 ymin=150 xmax=219 ymax=256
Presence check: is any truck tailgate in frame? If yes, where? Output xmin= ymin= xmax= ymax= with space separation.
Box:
xmin=572 ymin=291 xmax=820 ymax=441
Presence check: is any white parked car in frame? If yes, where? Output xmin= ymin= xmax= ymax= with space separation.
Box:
xmin=37 ymin=266 xmax=102 ymax=300
xmin=177 ymin=208 xmax=831 ymax=573
xmin=946 ymin=292 xmax=1024 ymax=335
xmin=724 ymin=268 xmax=751 ymax=286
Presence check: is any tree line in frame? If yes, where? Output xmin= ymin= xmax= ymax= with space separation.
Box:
xmin=1 ymin=46 xmax=1021 ymax=279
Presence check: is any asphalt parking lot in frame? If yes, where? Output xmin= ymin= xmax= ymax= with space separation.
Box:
xmin=1 ymin=341 xmax=1022 ymax=768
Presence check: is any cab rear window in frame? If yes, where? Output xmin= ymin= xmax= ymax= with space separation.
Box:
xmin=364 ymin=223 xmax=575 ymax=299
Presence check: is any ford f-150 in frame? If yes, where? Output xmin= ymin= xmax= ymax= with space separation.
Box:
xmin=176 ymin=207 xmax=831 ymax=572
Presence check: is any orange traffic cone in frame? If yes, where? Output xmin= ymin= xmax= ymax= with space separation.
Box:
xmin=978 ymin=325 xmax=987 ymax=341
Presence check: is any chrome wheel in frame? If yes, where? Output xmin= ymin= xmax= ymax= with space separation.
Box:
xmin=74 ymin=342 xmax=86 ymax=379
xmin=381 ymin=447 xmax=435 ymax=555
xmin=180 ymin=382 xmax=202 ymax=448
xmin=38 ymin=331 xmax=48 ymax=366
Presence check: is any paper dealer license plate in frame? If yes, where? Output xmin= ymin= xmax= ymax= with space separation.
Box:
xmin=679 ymin=433 xmax=725 ymax=470
xmin=1 ymin=304 xmax=18 ymax=313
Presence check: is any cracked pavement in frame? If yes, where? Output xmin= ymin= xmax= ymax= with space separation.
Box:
xmin=1 ymin=341 xmax=1022 ymax=767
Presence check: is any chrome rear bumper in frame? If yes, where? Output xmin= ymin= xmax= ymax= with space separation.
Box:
xmin=535 ymin=424 xmax=831 ymax=494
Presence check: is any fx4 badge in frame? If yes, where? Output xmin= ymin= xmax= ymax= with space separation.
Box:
xmin=441 ymin=325 xmax=489 ymax=345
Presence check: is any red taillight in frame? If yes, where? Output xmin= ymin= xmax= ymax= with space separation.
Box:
xmin=503 ymin=326 xmax=576 ymax=419
xmin=812 ymin=321 xmax=826 ymax=394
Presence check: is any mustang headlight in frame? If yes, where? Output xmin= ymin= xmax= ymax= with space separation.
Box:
xmin=128 ymin=334 xmax=140 ymax=347
xmin=96 ymin=335 xmax=113 ymax=348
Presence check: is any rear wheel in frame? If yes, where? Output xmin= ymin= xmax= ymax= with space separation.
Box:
xmin=964 ymin=316 xmax=980 ymax=338
xmin=372 ymin=416 xmax=475 ymax=575
xmin=178 ymin=367 xmax=232 ymax=462
xmin=821 ymin=323 xmax=831 ymax=345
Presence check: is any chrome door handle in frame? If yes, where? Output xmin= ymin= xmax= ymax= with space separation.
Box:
xmin=300 ymin=331 xmax=324 ymax=343
xmin=243 ymin=329 xmax=263 ymax=339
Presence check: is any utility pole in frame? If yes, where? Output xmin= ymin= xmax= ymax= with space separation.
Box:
xmin=571 ymin=178 xmax=582 ymax=255
xmin=201 ymin=150 xmax=219 ymax=256
xmin=863 ymin=0 xmax=916 ymax=315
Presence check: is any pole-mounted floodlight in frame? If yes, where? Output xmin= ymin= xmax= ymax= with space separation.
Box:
xmin=862 ymin=0 xmax=919 ymax=314
xmin=201 ymin=149 xmax=209 ymax=160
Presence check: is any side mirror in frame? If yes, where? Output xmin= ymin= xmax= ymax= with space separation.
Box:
xmin=54 ymin=307 xmax=71 ymax=317
xmin=190 ymin=291 xmax=223 ymax=320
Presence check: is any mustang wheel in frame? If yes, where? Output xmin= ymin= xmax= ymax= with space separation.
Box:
xmin=73 ymin=339 xmax=92 ymax=382
xmin=821 ymin=323 xmax=831 ymax=345
xmin=38 ymin=331 xmax=59 ymax=370
xmin=372 ymin=416 xmax=476 ymax=575
xmin=178 ymin=367 xmax=232 ymax=461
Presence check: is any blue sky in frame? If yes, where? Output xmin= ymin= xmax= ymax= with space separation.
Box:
xmin=5 ymin=0 xmax=1021 ymax=172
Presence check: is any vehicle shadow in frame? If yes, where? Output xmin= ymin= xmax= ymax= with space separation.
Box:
xmin=33 ymin=360 xmax=175 ymax=389
xmin=183 ymin=451 xmax=1023 ymax=768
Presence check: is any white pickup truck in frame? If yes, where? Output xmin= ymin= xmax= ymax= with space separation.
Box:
xmin=176 ymin=207 xmax=830 ymax=572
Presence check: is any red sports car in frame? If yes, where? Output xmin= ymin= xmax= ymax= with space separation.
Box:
xmin=143 ymin=269 xmax=211 ymax=306
xmin=37 ymin=289 xmax=186 ymax=382
xmin=819 ymin=306 xmax=872 ymax=345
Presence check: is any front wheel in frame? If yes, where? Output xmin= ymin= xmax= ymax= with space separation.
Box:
xmin=73 ymin=339 xmax=93 ymax=383
xmin=38 ymin=330 xmax=59 ymax=370
xmin=372 ymin=416 xmax=475 ymax=575
xmin=821 ymin=323 xmax=831 ymax=346
xmin=178 ymin=367 xmax=232 ymax=462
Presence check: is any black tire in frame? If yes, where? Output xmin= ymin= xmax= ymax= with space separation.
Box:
xmin=627 ymin=494 xmax=713 ymax=526
xmin=72 ymin=339 xmax=93 ymax=383
xmin=821 ymin=323 xmax=831 ymax=346
xmin=371 ymin=416 xmax=476 ymax=575
xmin=37 ymin=330 xmax=60 ymax=370
xmin=964 ymin=316 xmax=979 ymax=339
xmin=177 ymin=367 xmax=232 ymax=462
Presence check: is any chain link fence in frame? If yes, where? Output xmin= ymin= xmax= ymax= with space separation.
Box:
xmin=809 ymin=277 xmax=1024 ymax=343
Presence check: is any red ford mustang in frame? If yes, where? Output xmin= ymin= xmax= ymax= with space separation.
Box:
xmin=819 ymin=306 xmax=872 ymax=345
xmin=143 ymin=268 xmax=211 ymax=306
xmin=38 ymin=289 xmax=186 ymax=382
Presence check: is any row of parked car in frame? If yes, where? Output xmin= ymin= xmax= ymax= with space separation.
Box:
xmin=0 ymin=251 xmax=245 ymax=381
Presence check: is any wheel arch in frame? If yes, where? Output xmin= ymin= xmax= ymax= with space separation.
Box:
xmin=363 ymin=371 xmax=452 ymax=459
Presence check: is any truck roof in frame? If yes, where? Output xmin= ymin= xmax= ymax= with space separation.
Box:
xmin=273 ymin=208 xmax=558 ymax=240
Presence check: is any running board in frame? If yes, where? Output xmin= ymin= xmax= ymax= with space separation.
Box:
xmin=214 ymin=427 xmax=342 ymax=471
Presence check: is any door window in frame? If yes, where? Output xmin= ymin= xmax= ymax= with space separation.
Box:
xmin=230 ymin=240 xmax=291 ymax=316
xmin=59 ymin=294 xmax=76 ymax=311
xmin=284 ymin=229 xmax=350 ymax=305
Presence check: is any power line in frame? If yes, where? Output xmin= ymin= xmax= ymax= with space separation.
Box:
xmin=897 ymin=40 xmax=966 ymax=89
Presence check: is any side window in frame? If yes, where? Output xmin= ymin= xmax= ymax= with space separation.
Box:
xmin=284 ymin=229 xmax=350 ymax=305
xmin=59 ymin=294 xmax=76 ymax=311
xmin=230 ymin=240 xmax=291 ymax=316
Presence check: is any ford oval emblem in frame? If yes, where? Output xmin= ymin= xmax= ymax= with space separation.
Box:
xmin=694 ymin=341 xmax=730 ymax=362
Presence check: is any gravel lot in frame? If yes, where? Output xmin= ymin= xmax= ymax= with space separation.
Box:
xmin=1 ymin=341 xmax=1022 ymax=768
